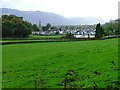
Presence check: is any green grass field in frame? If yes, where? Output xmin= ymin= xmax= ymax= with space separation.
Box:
xmin=29 ymin=35 xmax=63 ymax=39
xmin=2 ymin=38 xmax=118 ymax=88
xmin=1 ymin=35 xmax=62 ymax=42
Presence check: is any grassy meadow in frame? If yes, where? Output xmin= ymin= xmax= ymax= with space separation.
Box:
xmin=2 ymin=38 xmax=118 ymax=88
xmin=29 ymin=35 xmax=63 ymax=39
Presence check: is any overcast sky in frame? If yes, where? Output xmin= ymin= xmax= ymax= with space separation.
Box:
xmin=1 ymin=0 xmax=119 ymax=21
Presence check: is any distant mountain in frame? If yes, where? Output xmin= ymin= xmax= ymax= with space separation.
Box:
xmin=69 ymin=17 xmax=106 ymax=25
xmin=1 ymin=8 xmax=107 ymax=25
xmin=1 ymin=8 xmax=72 ymax=25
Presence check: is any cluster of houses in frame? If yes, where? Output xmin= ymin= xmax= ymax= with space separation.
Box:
xmin=32 ymin=21 xmax=96 ymax=38
xmin=32 ymin=29 xmax=96 ymax=39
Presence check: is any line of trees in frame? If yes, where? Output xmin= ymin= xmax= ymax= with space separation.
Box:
xmin=95 ymin=19 xmax=120 ymax=39
xmin=102 ymin=20 xmax=120 ymax=36
xmin=1 ymin=14 xmax=120 ymax=39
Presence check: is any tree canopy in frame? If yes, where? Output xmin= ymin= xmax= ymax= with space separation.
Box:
xmin=46 ymin=23 xmax=51 ymax=30
xmin=103 ymin=20 xmax=120 ymax=35
xmin=2 ymin=14 xmax=32 ymax=38
xmin=32 ymin=24 xmax=39 ymax=31
xmin=95 ymin=23 xmax=104 ymax=38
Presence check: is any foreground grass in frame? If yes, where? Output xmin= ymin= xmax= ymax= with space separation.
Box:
xmin=2 ymin=38 xmax=118 ymax=88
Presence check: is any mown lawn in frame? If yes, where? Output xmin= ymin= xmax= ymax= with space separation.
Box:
xmin=2 ymin=38 xmax=118 ymax=88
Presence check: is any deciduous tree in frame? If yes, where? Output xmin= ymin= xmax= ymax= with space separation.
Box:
xmin=2 ymin=14 xmax=32 ymax=38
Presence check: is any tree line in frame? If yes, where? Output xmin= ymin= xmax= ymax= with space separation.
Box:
xmin=95 ymin=20 xmax=120 ymax=39
xmin=102 ymin=20 xmax=120 ymax=36
xmin=1 ymin=14 xmax=58 ymax=38
xmin=1 ymin=14 xmax=120 ymax=38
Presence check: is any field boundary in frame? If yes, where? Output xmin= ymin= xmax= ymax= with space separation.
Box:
xmin=1 ymin=40 xmax=69 ymax=45
xmin=0 ymin=39 xmax=92 ymax=45
xmin=1 ymin=37 xmax=119 ymax=45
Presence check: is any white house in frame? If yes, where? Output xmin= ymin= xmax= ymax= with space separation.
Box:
xmin=32 ymin=31 xmax=41 ymax=35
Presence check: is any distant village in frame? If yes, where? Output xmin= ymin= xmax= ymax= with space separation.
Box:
xmin=32 ymin=20 xmax=96 ymax=38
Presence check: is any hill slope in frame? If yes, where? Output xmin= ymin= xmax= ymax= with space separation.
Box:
xmin=1 ymin=8 xmax=72 ymax=25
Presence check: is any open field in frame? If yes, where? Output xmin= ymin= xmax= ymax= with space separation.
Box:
xmin=29 ymin=35 xmax=63 ymax=39
xmin=1 ymin=35 xmax=63 ymax=42
xmin=0 ymin=35 xmax=63 ymax=45
xmin=2 ymin=38 xmax=119 ymax=88
xmin=1 ymin=35 xmax=64 ymax=45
